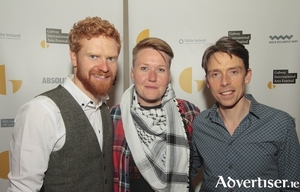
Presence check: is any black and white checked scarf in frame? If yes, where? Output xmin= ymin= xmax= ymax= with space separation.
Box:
xmin=120 ymin=84 xmax=190 ymax=192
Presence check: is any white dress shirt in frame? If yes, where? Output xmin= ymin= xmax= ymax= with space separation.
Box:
xmin=7 ymin=75 xmax=108 ymax=192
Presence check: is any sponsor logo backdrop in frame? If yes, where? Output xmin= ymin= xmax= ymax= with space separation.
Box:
xmin=1 ymin=0 xmax=299 ymax=191
xmin=0 ymin=0 xmax=123 ymax=190
xmin=126 ymin=1 xmax=299 ymax=188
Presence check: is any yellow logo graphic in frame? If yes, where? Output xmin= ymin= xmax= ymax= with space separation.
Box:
xmin=0 ymin=150 xmax=9 ymax=179
xmin=0 ymin=65 xmax=22 ymax=95
xmin=136 ymin=29 xmax=150 ymax=44
xmin=267 ymin=81 xmax=276 ymax=89
xmin=40 ymin=40 xmax=50 ymax=49
xmin=179 ymin=67 xmax=205 ymax=93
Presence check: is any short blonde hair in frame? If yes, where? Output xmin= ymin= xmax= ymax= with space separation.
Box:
xmin=132 ymin=37 xmax=174 ymax=68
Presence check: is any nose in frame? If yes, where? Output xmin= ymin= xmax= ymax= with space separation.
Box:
xmin=97 ymin=60 xmax=109 ymax=72
xmin=221 ymin=73 xmax=230 ymax=87
xmin=148 ymin=70 xmax=157 ymax=82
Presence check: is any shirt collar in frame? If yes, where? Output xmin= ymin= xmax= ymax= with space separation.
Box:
xmin=244 ymin=94 xmax=261 ymax=119
xmin=62 ymin=74 xmax=109 ymax=109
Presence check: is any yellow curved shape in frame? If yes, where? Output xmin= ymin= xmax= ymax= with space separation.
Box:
xmin=0 ymin=65 xmax=6 ymax=95
xmin=136 ymin=29 xmax=150 ymax=44
xmin=179 ymin=67 xmax=192 ymax=93
xmin=0 ymin=151 xmax=9 ymax=179
xmin=9 ymin=80 xmax=22 ymax=93
xmin=40 ymin=40 xmax=49 ymax=48
xmin=267 ymin=81 xmax=276 ymax=89
xmin=195 ymin=80 xmax=205 ymax=92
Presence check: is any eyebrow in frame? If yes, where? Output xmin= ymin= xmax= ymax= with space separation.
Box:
xmin=207 ymin=66 xmax=243 ymax=72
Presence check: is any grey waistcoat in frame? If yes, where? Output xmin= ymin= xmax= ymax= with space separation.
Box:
xmin=40 ymin=85 xmax=113 ymax=192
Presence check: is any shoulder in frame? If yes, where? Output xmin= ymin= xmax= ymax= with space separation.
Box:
xmin=260 ymin=104 xmax=295 ymax=131
xmin=194 ymin=108 xmax=210 ymax=119
xmin=176 ymin=99 xmax=200 ymax=127
xmin=110 ymin=104 xmax=121 ymax=119
xmin=255 ymin=102 xmax=293 ymax=123
xmin=110 ymin=104 xmax=120 ymax=112
xmin=109 ymin=104 xmax=125 ymax=136
xmin=192 ymin=108 xmax=214 ymax=128
xmin=250 ymin=102 xmax=298 ymax=144
xmin=14 ymin=95 xmax=62 ymax=133
xmin=20 ymin=95 xmax=59 ymax=113
xmin=246 ymin=95 xmax=296 ymax=136
xmin=247 ymin=94 xmax=292 ymax=122
xmin=176 ymin=99 xmax=200 ymax=114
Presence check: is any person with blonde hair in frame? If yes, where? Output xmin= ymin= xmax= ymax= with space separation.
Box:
xmin=111 ymin=37 xmax=200 ymax=192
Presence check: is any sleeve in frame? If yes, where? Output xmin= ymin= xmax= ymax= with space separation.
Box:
xmin=279 ymin=117 xmax=300 ymax=191
xmin=7 ymin=97 xmax=58 ymax=192
xmin=178 ymin=100 xmax=201 ymax=177
xmin=178 ymin=99 xmax=200 ymax=137
xmin=110 ymin=105 xmax=124 ymax=192
xmin=191 ymin=126 xmax=203 ymax=178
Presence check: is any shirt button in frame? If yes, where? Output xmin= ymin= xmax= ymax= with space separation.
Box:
xmin=105 ymin=179 xmax=108 ymax=184
xmin=229 ymin=188 xmax=233 ymax=192
xmin=229 ymin=164 xmax=233 ymax=169
xmin=104 ymin=166 xmax=106 ymax=170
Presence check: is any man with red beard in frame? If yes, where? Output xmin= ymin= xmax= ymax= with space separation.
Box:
xmin=8 ymin=16 xmax=121 ymax=192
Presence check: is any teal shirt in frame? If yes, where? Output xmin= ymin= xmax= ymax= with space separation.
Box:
xmin=192 ymin=94 xmax=300 ymax=191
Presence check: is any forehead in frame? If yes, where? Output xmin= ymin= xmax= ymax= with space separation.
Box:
xmin=80 ymin=36 xmax=119 ymax=52
xmin=135 ymin=48 xmax=169 ymax=66
xmin=207 ymin=52 xmax=244 ymax=70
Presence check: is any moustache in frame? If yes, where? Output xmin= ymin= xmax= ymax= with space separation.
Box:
xmin=90 ymin=70 xmax=113 ymax=78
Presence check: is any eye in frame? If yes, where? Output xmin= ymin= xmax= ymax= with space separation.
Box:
xmin=107 ymin=57 xmax=117 ymax=63
xmin=89 ymin=55 xmax=98 ymax=60
xmin=158 ymin=68 xmax=166 ymax=72
xmin=141 ymin=66 xmax=148 ymax=71
xmin=211 ymin=72 xmax=221 ymax=78
xmin=229 ymin=69 xmax=239 ymax=76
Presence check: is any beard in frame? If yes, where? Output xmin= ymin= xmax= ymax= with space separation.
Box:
xmin=76 ymin=65 xmax=115 ymax=96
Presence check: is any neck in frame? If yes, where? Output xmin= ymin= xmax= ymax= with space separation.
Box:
xmin=72 ymin=76 xmax=100 ymax=104
xmin=217 ymin=97 xmax=250 ymax=135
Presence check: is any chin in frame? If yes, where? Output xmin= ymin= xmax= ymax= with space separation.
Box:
xmin=220 ymin=101 xmax=238 ymax=109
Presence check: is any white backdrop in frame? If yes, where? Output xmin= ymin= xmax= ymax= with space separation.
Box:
xmin=0 ymin=1 xmax=123 ymax=190
xmin=1 ymin=1 xmax=299 ymax=191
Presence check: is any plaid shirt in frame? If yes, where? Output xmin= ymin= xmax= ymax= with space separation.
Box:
xmin=110 ymin=99 xmax=200 ymax=192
